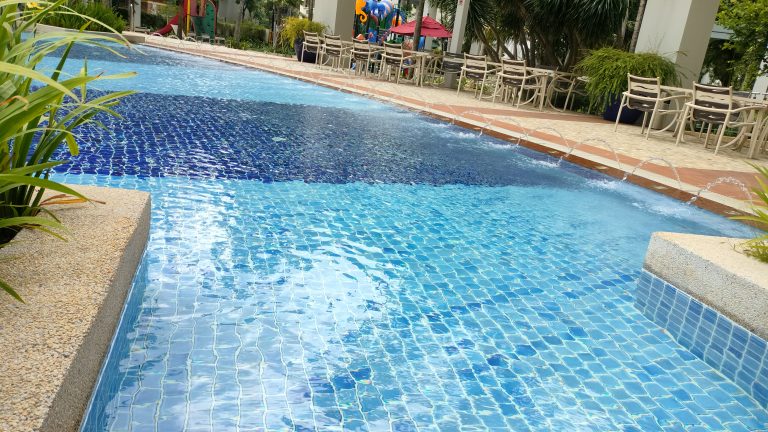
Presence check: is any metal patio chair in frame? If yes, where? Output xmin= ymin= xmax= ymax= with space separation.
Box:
xmin=457 ymin=54 xmax=498 ymax=99
xmin=301 ymin=31 xmax=322 ymax=65
xmin=615 ymin=74 xmax=689 ymax=139
xmin=379 ymin=42 xmax=417 ymax=84
xmin=675 ymin=83 xmax=760 ymax=154
xmin=492 ymin=59 xmax=546 ymax=108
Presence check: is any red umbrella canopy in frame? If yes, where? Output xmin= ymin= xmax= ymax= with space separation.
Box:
xmin=389 ymin=16 xmax=452 ymax=38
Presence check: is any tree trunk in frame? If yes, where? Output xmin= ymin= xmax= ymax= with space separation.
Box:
xmin=475 ymin=27 xmax=499 ymax=62
xmin=490 ymin=25 xmax=514 ymax=59
xmin=615 ymin=0 xmax=629 ymax=48
xmin=307 ymin=0 xmax=313 ymax=20
xmin=273 ymin=7 xmax=281 ymax=49
xmin=412 ymin=0 xmax=425 ymax=50
xmin=234 ymin=0 xmax=245 ymax=43
xmin=629 ymin=0 xmax=647 ymax=53
xmin=176 ymin=0 xmax=184 ymax=38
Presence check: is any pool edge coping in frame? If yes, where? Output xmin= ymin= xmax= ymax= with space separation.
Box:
xmin=0 ymin=185 xmax=150 ymax=432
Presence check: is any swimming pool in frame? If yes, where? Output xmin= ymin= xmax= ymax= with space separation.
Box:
xmin=44 ymin=45 xmax=768 ymax=431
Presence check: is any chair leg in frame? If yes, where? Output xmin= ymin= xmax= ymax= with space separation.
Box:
xmin=614 ymin=95 xmax=626 ymax=132
xmin=713 ymin=116 xmax=731 ymax=155
xmin=646 ymin=109 xmax=657 ymax=140
xmin=563 ymin=90 xmax=572 ymax=112
xmin=456 ymin=71 xmax=464 ymax=96
xmin=705 ymin=123 xmax=714 ymax=147
xmin=492 ymin=80 xmax=501 ymax=103
xmin=675 ymin=105 xmax=689 ymax=146
xmin=640 ymin=111 xmax=648 ymax=135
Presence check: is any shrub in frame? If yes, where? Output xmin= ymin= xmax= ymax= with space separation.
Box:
xmin=219 ymin=20 xmax=268 ymax=44
xmin=41 ymin=0 xmax=126 ymax=33
xmin=574 ymin=47 xmax=680 ymax=113
xmin=0 ymin=0 xmax=134 ymax=300
xmin=115 ymin=8 xmax=167 ymax=30
xmin=279 ymin=17 xmax=325 ymax=48
xmin=732 ymin=164 xmax=768 ymax=263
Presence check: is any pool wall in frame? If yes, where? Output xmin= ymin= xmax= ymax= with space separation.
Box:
xmin=636 ymin=233 xmax=768 ymax=407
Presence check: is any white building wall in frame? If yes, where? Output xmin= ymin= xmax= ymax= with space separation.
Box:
xmin=313 ymin=0 xmax=355 ymax=39
xmin=635 ymin=0 xmax=719 ymax=87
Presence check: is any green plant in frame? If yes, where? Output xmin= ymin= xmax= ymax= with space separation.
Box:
xmin=0 ymin=0 xmax=134 ymax=300
xmin=41 ymin=0 xmax=127 ymax=33
xmin=279 ymin=16 xmax=325 ymax=48
xmin=732 ymin=164 xmax=768 ymax=263
xmin=115 ymin=8 xmax=167 ymax=31
xmin=220 ymin=20 xmax=268 ymax=44
xmin=717 ymin=0 xmax=768 ymax=91
xmin=574 ymin=47 xmax=679 ymax=113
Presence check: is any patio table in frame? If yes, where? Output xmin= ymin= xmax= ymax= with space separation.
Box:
xmin=661 ymin=85 xmax=768 ymax=159
xmin=403 ymin=50 xmax=436 ymax=87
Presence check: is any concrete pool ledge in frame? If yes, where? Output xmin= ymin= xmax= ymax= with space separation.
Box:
xmin=0 ymin=185 xmax=150 ymax=432
xmin=644 ymin=232 xmax=768 ymax=339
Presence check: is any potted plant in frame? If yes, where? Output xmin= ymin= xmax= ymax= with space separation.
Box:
xmin=0 ymin=0 xmax=134 ymax=300
xmin=575 ymin=48 xmax=680 ymax=123
xmin=280 ymin=16 xmax=326 ymax=63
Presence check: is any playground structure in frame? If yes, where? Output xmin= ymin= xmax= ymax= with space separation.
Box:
xmin=354 ymin=0 xmax=406 ymax=43
xmin=153 ymin=0 xmax=218 ymax=40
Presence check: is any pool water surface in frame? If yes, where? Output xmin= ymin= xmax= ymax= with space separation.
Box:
xmin=44 ymin=45 xmax=768 ymax=431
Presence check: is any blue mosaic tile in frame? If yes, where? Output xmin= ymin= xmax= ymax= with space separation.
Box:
xmin=636 ymin=270 xmax=768 ymax=409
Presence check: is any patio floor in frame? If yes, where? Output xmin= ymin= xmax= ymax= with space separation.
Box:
xmin=136 ymin=35 xmax=768 ymax=216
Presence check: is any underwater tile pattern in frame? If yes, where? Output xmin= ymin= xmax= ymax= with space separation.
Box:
xmin=57 ymin=91 xmax=583 ymax=187
xmin=54 ymin=44 xmax=767 ymax=431
xmin=636 ymin=270 xmax=768 ymax=409
xmin=73 ymin=175 xmax=768 ymax=432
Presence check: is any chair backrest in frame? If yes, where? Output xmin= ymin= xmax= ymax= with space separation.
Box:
xmin=463 ymin=53 xmax=487 ymax=71
xmin=626 ymin=74 xmax=660 ymax=111
xmin=324 ymin=34 xmax=343 ymax=56
xmin=549 ymin=71 xmax=575 ymax=92
xmin=692 ymin=83 xmax=733 ymax=124
xmin=501 ymin=59 xmax=526 ymax=75
xmin=383 ymin=42 xmax=403 ymax=56
xmin=627 ymin=74 xmax=660 ymax=98
xmin=500 ymin=59 xmax=527 ymax=86
xmin=351 ymin=39 xmax=371 ymax=59
xmin=441 ymin=52 xmax=464 ymax=74
xmin=383 ymin=42 xmax=404 ymax=65
xmin=303 ymin=31 xmax=320 ymax=45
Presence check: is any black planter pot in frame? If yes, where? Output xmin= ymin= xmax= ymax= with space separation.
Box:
xmin=603 ymin=98 xmax=642 ymax=124
xmin=294 ymin=39 xmax=317 ymax=63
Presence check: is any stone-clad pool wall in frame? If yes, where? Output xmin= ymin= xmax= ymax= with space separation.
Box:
xmin=635 ymin=270 xmax=768 ymax=407
xmin=638 ymin=232 xmax=768 ymax=408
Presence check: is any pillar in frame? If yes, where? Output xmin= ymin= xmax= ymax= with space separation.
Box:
xmin=423 ymin=0 xmax=438 ymax=51
xmin=312 ymin=0 xmax=355 ymax=40
xmin=129 ymin=0 xmax=140 ymax=31
xmin=635 ymin=0 xmax=719 ymax=87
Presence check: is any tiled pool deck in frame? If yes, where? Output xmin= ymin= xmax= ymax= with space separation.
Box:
xmin=137 ymin=36 xmax=768 ymax=216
